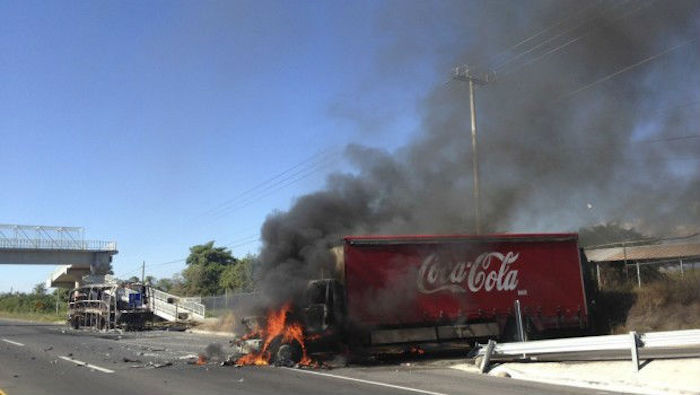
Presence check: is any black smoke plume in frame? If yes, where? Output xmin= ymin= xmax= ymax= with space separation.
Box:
xmin=257 ymin=1 xmax=700 ymax=305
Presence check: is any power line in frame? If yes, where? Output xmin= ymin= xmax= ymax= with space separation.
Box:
xmin=201 ymin=149 xmax=329 ymax=216
xmin=487 ymin=2 xmax=601 ymax=68
xmin=223 ymin=234 xmax=260 ymax=247
xmin=193 ymin=148 xmax=340 ymax=222
xmin=498 ymin=0 xmax=654 ymax=76
xmin=149 ymin=258 xmax=187 ymax=267
xmin=493 ymin=1 xmax=623 ymax=71
xmin=210 ymin=153 xmax=338 ymax=220
xmin=161 ymin=148 xmax=340 ymax=269
xmin=558 ymin=38 xmax=697 ymax=101
xmin=636 ymin=134 xmax=700 ymax=144
xmin=228 ymin=238 xmax=261 ymax=250
xmin=494 ymin=3 xmax=650 ymax=75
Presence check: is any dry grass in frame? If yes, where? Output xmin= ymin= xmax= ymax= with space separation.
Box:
xmin=196 ymin=311 xmax=239 ymax=334
xmin=621 ymin=272 xmax=700 ymax=332
xmin=0 ymin=311 xmax=66 ymax=323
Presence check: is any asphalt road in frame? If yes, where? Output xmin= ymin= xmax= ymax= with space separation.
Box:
xmin=0 ymin=318 xmax=614 ymax=395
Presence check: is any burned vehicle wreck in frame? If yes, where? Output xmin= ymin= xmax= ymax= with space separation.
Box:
xmin=234 ymin=233 xmax=595 ymax=365
xmin=68 ymin=276 xmax=152 ymax=331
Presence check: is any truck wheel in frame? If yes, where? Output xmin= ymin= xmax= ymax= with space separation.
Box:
xmin=71 ymin=317 xmax=80 ymax=329
xmin=269 ymin=336 xmax=302 ymax=366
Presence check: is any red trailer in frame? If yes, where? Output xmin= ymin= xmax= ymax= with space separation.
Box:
xmin=303 ymin=233 xmax=593 ymax=348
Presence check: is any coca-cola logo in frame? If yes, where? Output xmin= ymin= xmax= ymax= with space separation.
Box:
xmin=417 ymin=251 xmax=520 ymax=294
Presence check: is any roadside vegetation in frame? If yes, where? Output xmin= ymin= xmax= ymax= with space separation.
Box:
xmin=579 ymin=223 xmax=700 ymax=333
xmin=140 ymin=241 xmax=257 ymax=297
xmin=0 ymin=283 xmax=67 ymax=322
xmin=622 ymin=272 xmax=700 ymax=332
xmin=595 ymin=272 xmax=700 ymax=333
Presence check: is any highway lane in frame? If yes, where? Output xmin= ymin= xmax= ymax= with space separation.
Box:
xmin=0 ymin=318 xmax=611 ymax=395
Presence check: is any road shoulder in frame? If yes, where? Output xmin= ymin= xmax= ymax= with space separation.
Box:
xmin=452 ymin=358 xmax=700 ymax=395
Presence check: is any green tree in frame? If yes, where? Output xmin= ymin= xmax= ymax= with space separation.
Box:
xmin=165 ymin=274 xmax=186 ymax=295
xmin=153 ymin=277 xmax=174 ymax=292
xmin=33 ymin=283 xmax=47 ymax=295
xmin=219 ymin=254 xmax=256 ymax=292
xmin=182 ymin=241 xmax=237 ymax=296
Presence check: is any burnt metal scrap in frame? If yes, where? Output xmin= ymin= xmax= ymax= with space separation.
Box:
xmin=68 ymin=276 xmax=152 ymax=331
xmin=67 ymin=275 xmax=204 ymax=332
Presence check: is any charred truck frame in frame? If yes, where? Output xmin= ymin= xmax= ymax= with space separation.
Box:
xmin=299 ymin=233 xmax=594 ymax=356
xmin=68 ymin=279 xmax=152 ymax=331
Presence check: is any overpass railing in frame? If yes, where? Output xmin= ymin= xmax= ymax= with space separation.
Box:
xmin=0 ymin=238 xmax=117 ymax=251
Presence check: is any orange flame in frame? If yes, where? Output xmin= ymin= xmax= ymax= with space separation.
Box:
xmin=236 ymin=303 xmax=314 ymax=366
xmin=196 ymin=355 xmax=207 ymax=365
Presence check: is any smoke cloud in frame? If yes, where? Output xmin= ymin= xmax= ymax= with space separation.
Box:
xmin=257 ymin=1 xmax=700 ymax=304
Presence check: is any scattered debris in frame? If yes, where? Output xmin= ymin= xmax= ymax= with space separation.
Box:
xmin=122 ymin=357 xmax=142 ymax=363
xmin=203 ymin=343 xmax=225 ymax=360
xmin=231 ymin=339 xmax=262 ymax=356
xmin=43 ymin=346 xmax=53 ymax=352
xmin=130 ymin=361 xmax=174 ymax=369
xmin=220 ymin=355 xmax=239 ymax=366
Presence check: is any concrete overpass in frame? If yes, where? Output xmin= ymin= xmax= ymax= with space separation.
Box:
xmin=0 ymin=224 xmax=118 ymax=288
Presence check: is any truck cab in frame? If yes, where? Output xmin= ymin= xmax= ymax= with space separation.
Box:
xmin=302 ymin=279 xmax=345 ymax=334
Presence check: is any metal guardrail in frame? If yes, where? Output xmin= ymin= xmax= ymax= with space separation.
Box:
xmin=476 ymin=329 xmax=700 ymax=372
xmin=0 ymin=238 xmax=117 ymax=251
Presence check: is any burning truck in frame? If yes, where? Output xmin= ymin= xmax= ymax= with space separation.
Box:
xmin=235 ymin=233 xmax=595 ymax=365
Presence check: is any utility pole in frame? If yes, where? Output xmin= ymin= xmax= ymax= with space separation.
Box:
xmin=141 ymin=261 xmax=145 ymax=284
xmin=453 ymin=65 xmax=492 ymax=234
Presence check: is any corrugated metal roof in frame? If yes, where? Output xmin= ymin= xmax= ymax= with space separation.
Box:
xmin=585 ymin=243 xmax=700 ymax=262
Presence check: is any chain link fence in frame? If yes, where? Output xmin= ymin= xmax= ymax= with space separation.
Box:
xmin=201 ymin=291 xmax=258 ymax=317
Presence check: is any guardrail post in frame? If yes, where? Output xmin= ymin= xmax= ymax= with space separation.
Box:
xmin=630 ymin=331 xmax=640 ymax=372
xmin=480 ymin=340 xmax=496 ymax=373
xmin=514 ymin=299 xmax=525 ymax=342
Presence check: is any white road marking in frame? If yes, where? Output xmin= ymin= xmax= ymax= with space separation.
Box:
xmin=59 ymin=356 xmax=115 ymax=373
xmin=283 ymin=368 xmax=447 ymax=395
xmin=2 ymin=338 xmax=25 ymax=347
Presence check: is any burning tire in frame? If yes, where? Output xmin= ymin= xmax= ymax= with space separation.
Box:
xmin=269 ymin=336 xmax=303 ymax=366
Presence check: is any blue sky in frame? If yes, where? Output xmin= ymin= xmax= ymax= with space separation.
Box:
xmin=2 ymin=1 xmax=697 ymax=292
xmin=0 ymin=1 xmax=443 ymax=291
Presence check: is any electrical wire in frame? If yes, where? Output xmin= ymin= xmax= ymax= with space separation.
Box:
xmin=498 ymin=0 xmax=655 ymax=77
xmin=558 ymin=38 xmax=697 ymax=101
xmin=198 ymin=148 xmax=340 ymax=221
